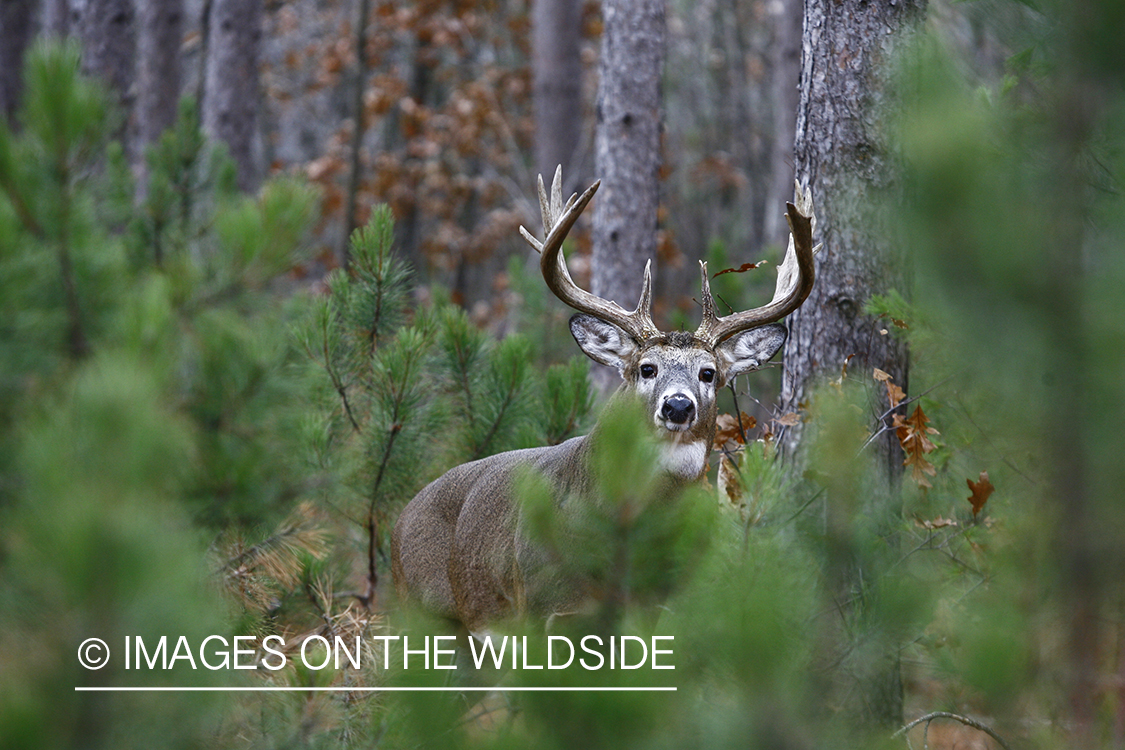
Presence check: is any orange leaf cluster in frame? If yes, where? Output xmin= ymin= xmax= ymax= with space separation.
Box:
xmin=894 ymin=405 xmax=940 ymax=489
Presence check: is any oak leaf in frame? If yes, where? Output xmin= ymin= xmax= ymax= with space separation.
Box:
xmin=894 ymin=405 xmax=939 ymax=489
xmin=966 ymin=471 xmax=994 ymax=516
xmin=714 ymin=412 xmax=756 ymax=449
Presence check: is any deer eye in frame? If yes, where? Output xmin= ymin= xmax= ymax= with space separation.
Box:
xmin=699 ymin=368 xmax=716 ymax=384
xmin=639 ymin=363 xmax=657 ymax=379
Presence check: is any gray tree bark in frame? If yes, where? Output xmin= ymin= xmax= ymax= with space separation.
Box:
xmin=0 ymin=0 xmax=36 ymax=124
xmin=780 ymin=0 xmax=926 ymax=731
xmin=782 ymin=0 xmax=924 ymax=470
xmin=532 ymin=0 xmax=582 ymax=192
xmin=136 ymin=0 xmax=184 ymax=152
xmin=591 ymin=0 xmax=663 ymax=391
xmin=79 ymin=0 xmax=136 ymax=144
xmin=202 ymin=0 xmax=262 ymax=192
xmin=42 ymin=0 xmax=71 ymax=36
xmin=765 ymin=0 xmax=803 ymax=248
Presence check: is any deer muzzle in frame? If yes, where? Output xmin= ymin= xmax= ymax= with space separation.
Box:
xmin=660 ymin=394 xmax=696 ymax=430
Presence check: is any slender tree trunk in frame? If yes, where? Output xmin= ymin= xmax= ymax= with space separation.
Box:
xmin=136 ymin=0 xmax=183 ymax=150
xmin=781 ymin=0 xmax=926 ymax=731
xmin=135 ymin=0 xmax=184 ymax=195
xmin=532 ymin=0 xmax=582 ymax=191
xmin=591 ymin=0 xmax=664 ymax=392
xmin=79 ymin=0 xmax=136 ymax=147
xmin=202 ymin=0 xmax=262 ymax=192
xmin=765 ymin=0 xmax=802 ymax=248
xmin=392 ymin=30 xmax=432 ymax=273
xmin=42 ymin=0 xmax=71 ymax=36
xmin=341 ymin=0 xmax=371 ymax=266
xmin=1 ymin=0 xmax=35 ymax=125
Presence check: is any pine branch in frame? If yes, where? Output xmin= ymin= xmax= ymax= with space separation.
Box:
xmin=55 ymin=159 xmax=88 ymax=359
xmin=320 ymin=310 xmax=359 ymax=432
xmin=0 ymin=177 xmax=45 ymax=238
xmin=471 ymin=386 xmax=515 ymax=462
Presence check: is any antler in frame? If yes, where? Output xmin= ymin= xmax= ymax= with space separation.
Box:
xmin=520 ymin=166 xmax=660 ymax=341
xmin=694 ymin=181 xmax=819 ymax=345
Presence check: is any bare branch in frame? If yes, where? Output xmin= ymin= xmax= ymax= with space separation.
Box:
xmin=892 ymin=711 xmax=1011 ymax=750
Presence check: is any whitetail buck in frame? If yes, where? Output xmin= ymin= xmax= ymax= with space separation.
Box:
xmin=391 ymin=168 xmax=817 ymax=633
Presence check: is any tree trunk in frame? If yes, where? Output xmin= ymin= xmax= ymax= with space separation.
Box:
xmin=42 ymin=0 xmax=72 ymax=36
xmin=202 ymin=0 xmax=262 ymax=192
xmin=341 ymin=0 xmax=372 ymax=265
xmin=781 ymin=0 xmax=926 ymax=731
xmin=79 ymin=0 xmax=136 ymax=146
xmin=765 ymin=0 xmax=803 ymax=248
xmin=0 ymin=0 xmax=35 ymax=125
xmin=532 ymin=0 xmax=582 ymax=192
xmin=136 ymin=0 xmax=184 ymax=154
xmin=782 ymin=0 xmax=924 ymax=470
xmin=591 ymin=0 xmax=664 ymax=392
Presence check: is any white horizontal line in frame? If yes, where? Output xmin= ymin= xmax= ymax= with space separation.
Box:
xmin=75 ymin=686 xmax=676 ymax=692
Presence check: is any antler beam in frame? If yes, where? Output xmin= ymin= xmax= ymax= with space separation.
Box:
xmin=520 ymin=166 xmax=659 ymax=342
xmin=694 ymin=181 xmax=819 ymax=345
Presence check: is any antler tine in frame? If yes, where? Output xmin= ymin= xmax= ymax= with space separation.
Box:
xmin=695 ymin=184 xmax=819 ymax=345
xmin=518 ymin=167 xmax=658 ymax=342
xmin=538 ymin=171 xmax=551 ymax=235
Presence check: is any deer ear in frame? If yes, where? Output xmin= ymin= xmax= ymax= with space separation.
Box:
xmin=715 ymin=324 xmax=787 ymax=380
xmin=569 ymin=314 xmax=638 ymax=372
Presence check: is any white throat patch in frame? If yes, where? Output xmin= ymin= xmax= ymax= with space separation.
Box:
xmin=659 ymin=438 xmax=709 ymax=480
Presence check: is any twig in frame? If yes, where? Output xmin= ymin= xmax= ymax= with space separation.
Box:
xmin=951 ymin=392 xmax=1037 ymax=486
xmin=856 ymin=372 xmax=961 ymax=456
xmin=892 ymin=711 xmax=1011 ymax=750
xmin=727 ymin=381 xmax=750 ymax=446
xmin=780 ymin=486 xmax=825 ymax=525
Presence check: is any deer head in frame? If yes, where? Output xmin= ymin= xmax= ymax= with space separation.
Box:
xmin=520 ymin=167 xmax=817 ymax=480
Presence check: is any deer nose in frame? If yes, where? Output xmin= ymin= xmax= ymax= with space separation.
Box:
xmin=661 ymin=394 xmax=696 ymax=425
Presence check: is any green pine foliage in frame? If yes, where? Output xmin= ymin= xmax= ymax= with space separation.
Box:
xmin=293 ymin=204 xmax=596 ymax=587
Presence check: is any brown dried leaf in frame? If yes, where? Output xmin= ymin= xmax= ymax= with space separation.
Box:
xmin=874 ymin=369 xmax=906 ymax=409
xmin=886 ymin=381 xmax=906 ymax=409
xmin=775 ymin=412 xmax=801 ymax=427
xmin=967 ymin=471 xmax=994 ymax=516
xmin=894 ymin=406 xmax=940 ymax=488
xmin=714 ymin=412 xmax=757 ymax=448
xmin=717 ymin=454 xmax=744 ymax=506
xmin=713 ymin=260 xmax=767 ymax=277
